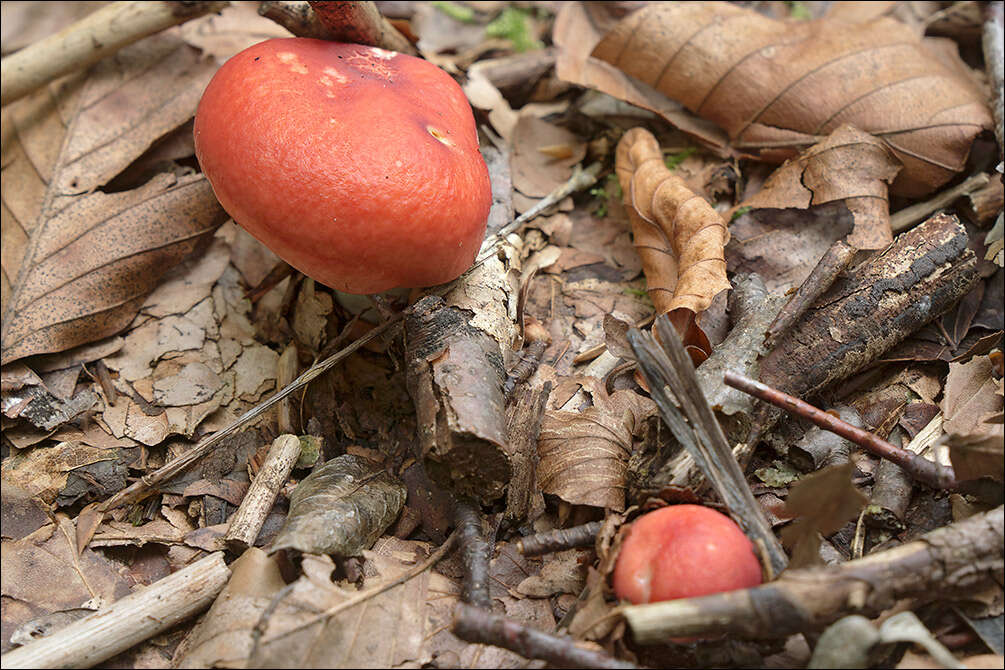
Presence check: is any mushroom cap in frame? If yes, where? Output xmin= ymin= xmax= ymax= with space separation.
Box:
xmin=612 ymin=504 xmax=763 ymax=604
xmin=194 ymin=38 xmax=491 ymax=294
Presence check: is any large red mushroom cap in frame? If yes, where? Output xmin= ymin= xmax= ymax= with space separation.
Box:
xmin=194 ymin=38 xmax=491 ymax=294
xmin=612 ymin=504 xmax=763 ymax=605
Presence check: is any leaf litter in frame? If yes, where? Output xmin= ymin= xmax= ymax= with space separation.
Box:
xmin=1 ymin=2 xmax=1003 ymax=668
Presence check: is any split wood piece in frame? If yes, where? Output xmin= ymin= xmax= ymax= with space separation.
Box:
xmin=984 ymin=1 xmax=1004 ymax=162
xmin=751 ymin=212 xmax=979 ymax=444
xmin=1 ymin=1 xmax=228 ymax=106
xmin=224 ymin=434 xmax=302 ymax=552
xmin=517 ymin=521 xmax=603 ymax=556
xmin=0 ymin=552 xmax=230 ymax=669
xmin=405 ymin=295 xmax=511 ymax=503
xmin=276 ymin=343 xmax=298 ymax=434
xmin=764 ymin=239 xmax=856 ymax=348
xmin=889 ymin=173 xmax=990 ymax=233
xmin=452 ymin=603 xmax=640 ymax=670
xmin=96 ymin=315 xmax=402 ymax=514
xmin=726 ymin=371 xmax=958 ymax=490
xmin=620 ymin=505 xmax=1003 ymax=643
xmin=454 ymin=498 xmax=492 ymax=609
xmin=503 ymin=382 xmax=550 ymax=523
xmin=629 ymin=317 xmax=789 ymax=578
xmin=306 ymin=1 xmax=417 ymax=55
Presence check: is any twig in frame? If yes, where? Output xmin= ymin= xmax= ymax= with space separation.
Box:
xmin=723 ymin=371 xmax=958 ymax=489
xmin=259 ymin=1 xmax=330 ymax=39
xmin=984 ymin=1 xmax=1005 ymax=163
xmin=307 ymin=1 xmax=416 ymax=54
xmin=0 ymin=552 xmax=229 ymax=669
xmin=889 ymin=173 xmax=990 ymax=233
xmin=454 ymin=498 xmax=492 ymax=609
xmin=629 ymin=317 xmax=789 ymax=578
xmin=1 ymin=1 xmax=228 ymax=106
xmin=573 ymin=315 xmax=655 ymax=365
xmin=96 ymin=314 xmax=402 ymax=514
xmin=517 ymin=521 xmax=603 ymax=556
xmin=765 ymin=240 xmax=856 ymax=348
xmin=224 ymin=434 xmax=302 ymax=552
xmin=452 ymin=602 xmax=641 ymax=669
xmin=620 ymin=505 xmax=1003 ymax=642
xmin=560 ymin=350 xmax=621 ymax=411
xmin=258 ymin=530 xmax=458 ymax=644
xmin=276 ymin=343 xmax=299 ymax=434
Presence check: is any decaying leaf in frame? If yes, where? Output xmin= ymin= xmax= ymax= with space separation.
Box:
xmin=537 ymin=379 xmax=655 ymax=511
xmin=590 ymin=2 xmax=991 ymax=196
xmin=735 ymin=125 xmax=902 ymax=250
xmin=271 ymin=455 xmax=406 ymax=557
xmin=780 ymin=463 xmax=867 ymax=568
xmin=941 ymin=353 xmax=1005 ymax=482
xmin=615 ymin=127 xmax=730 ymax=360
xmin=1 ymin=172 xmax=226 ymax=364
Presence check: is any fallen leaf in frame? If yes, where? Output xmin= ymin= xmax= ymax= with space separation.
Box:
xmin=615 ymin=127 xmax=730 ymax=359
xmin=941 ymin=354 xmax=1002 ymax=436
xmin=510 ymin=116 xmax=586 ymax=199
xmin=590 ymin=2 xmax=991 ymax=196
xmin=734 ymin=125 xmax=902 ymax=250
xmin=781 ymin=463 xmax=867 ymax=568
xmin=271 ymin=455 xmax=406 ymax=557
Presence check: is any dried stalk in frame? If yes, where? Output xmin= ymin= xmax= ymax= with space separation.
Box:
xmin=224 ymin=434 xmax=302 ymax=551
xmin=620 ymin=505 xmax=1004 ymax=642
xmin=0 ymin=552 xmax=229 ymax=669
xmin=96 ymin=315 xmax=401 ymax=513
xmin=1 ymin=1 xmax=228 ymax=106
xmin=629 ymin=317 xmax=788 ymax=578
xmin=517 ymin=521 xmax=603 ymax=556
xmin=452 ymin=603 xmax=640 ymax=669
xmin=275 ymin=343 xmax=299 ymax=434
xmin=454 ymin=498 xmax=492 ymax=609
xmin=889 ymin=173 xmax=990 ymax=233
xmin=984 ymin=1 xmax=1005 ymax=163
xmin=724 ymin=371 xmax=958 ymax=489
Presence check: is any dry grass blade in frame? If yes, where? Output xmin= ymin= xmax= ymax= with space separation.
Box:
xmin=593 ymin=2 xmax=991 ymax=197
xmin=615 ymin=127 xmax=729 ymax=359
xmin=628 ymin=316 xmax=787 ymax=577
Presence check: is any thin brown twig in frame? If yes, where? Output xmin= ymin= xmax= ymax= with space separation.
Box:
xmin=723 ymin=370 xmax=958 ymax=489
xmin=454 ymin=498 xmax=492 ymax=609
xmin=516 ymin=521 xmax=603 ymax=556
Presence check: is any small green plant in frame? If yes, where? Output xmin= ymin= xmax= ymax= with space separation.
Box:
xmin=589 ymin=174 xmax=621 ymax=218
xmin=486 ymin=8 xmax=543 ymax=53
xmin=431 ymin=1 xmax=475 ymax=23
xmin=664 ymin=147 xmax=696 ymax=171
xmin=785 ymin=1 xmax=813 ymax=20
xmin=730 ymin=205 xmax=752 ymax=222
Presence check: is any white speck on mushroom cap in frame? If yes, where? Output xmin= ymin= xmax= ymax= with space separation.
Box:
xmin=323 ymin=66 xmax=348 ymax=83
xmin=276 ymin=51 xmax=308 ymax=74
xmin=367 ymin=46 xmax=396 ymax=60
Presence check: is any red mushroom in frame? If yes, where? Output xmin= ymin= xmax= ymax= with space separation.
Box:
xmin=612 ymin=504 xmax=763 ymax=605
xmin=194 ymin=38 xmax=491 ymax=294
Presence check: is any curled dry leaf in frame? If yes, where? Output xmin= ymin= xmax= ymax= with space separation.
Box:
xmin=537 ymin=378 xmax=655 ymax=511
xmin=615 ymin=127 xmax=730 ymax=360
xmin=591 ymin=2 xmax=991 ymax=196
xmin=271 ymin=455 xmax=406 ymax=557
xmin=735 ymin=125 xmax=902 ymax=250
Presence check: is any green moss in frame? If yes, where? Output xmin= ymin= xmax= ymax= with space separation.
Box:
xmin=486 ymin=8 xmax=543 ymax=52
xmin=785 ymin=1 xmax=813 ymax=20
xmin=431 ymin=1 xmax=476 ymax=23
xmin=664 ymin=147 xmax=696 ymax=170
xmin=730 ymin=205 xmax=752 ymax=221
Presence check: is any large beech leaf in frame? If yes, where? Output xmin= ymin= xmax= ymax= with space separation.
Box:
xmin=1 ymin=173 xmax=226 ymax=365
xmin=735 ymin=125 xmax=902 ymax=249
xmin=271 ymin=455 xmax=406 ymax=557
xmin=615 ymin=127 xmax=730 ymax=361
xmin=589 ymin=2 xmax=991 ymax=197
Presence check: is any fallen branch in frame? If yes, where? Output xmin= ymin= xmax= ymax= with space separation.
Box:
xmin=620 ymin=505 xmax=1004 ymax=642
xmin=1 ymin=552 xmax=230 ymax=669
xmin=517 ymin=521 xmax=603 ymax=556
xmin=224 ymin=434 xmax=302 ymax=552
xmin=454 ymin=498 xmax=492 ymax=609
xmin=889 ymin=173 xmax=990 ymax=233
xmin=1 ymin=1 xmax=228 ymax=106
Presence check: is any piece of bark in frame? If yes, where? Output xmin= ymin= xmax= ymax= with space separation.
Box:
xmin=405 ymin=295 xmax=512 ymax=503
xmin=454 ymin=499 xmax=491 ymax=609
xmin=259 ymin=1 xmax=331 ymax=39
xmin=752 ymin=213 xmax=979 ymax=443
xmin=224 ymin=434 xmax=301 ymax=552
xmin=789 ymin=407 xmax=861 ymax=471
xmin=621 ymin=505 xmax=1004 ymax=642
xmin=0 ymin=552 xmax=229 ymax=668
xmin=306 ymin=1 xmax=416 ymax=55
xmin=503 ymin=382 xmax=550 ymax=524
xmin=868 ymin=456 xmax=912 ymax=531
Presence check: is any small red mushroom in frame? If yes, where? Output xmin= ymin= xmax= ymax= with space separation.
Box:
xmin=612 ymin=504 xmax=762 ymax=605
xmin=194 ymin=38 xmax=491 ymax=294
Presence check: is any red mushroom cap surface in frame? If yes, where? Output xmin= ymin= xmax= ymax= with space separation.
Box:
xmin=612 ymin=504 xmax=763 ymax=605
xmin=194 ymin=38 xmax=491 ymax=294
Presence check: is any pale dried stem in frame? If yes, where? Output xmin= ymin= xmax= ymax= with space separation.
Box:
xmin=0 ymin=552 xmax=230 ymax=669
xmin=890 ymin=172 xmax=990 ymax=232
xmin=224 ymin=434 xmax=302 ymax=551
xmin=1 ymin=1 xmax=228 ymax=106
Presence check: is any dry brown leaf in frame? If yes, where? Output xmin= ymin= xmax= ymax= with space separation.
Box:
xmin=591 ymin=2 xmax=991 ymax=197
xmin=781 ymin=463 xmax=868 ymax=568
xmin=1 ymin=172 xmax=226 ymax=365
xmin=511 ymin=116 xmax=586 ymax=199
xmin=941 ymin=354 xmax=1003 ymax=436
xmin=537 ymin=380 xmax=655 ymax=511
xmin=615 ymin=127 xmax=730 ymax=359
xmin=735 ymin=125 xmax=902 ymax=250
